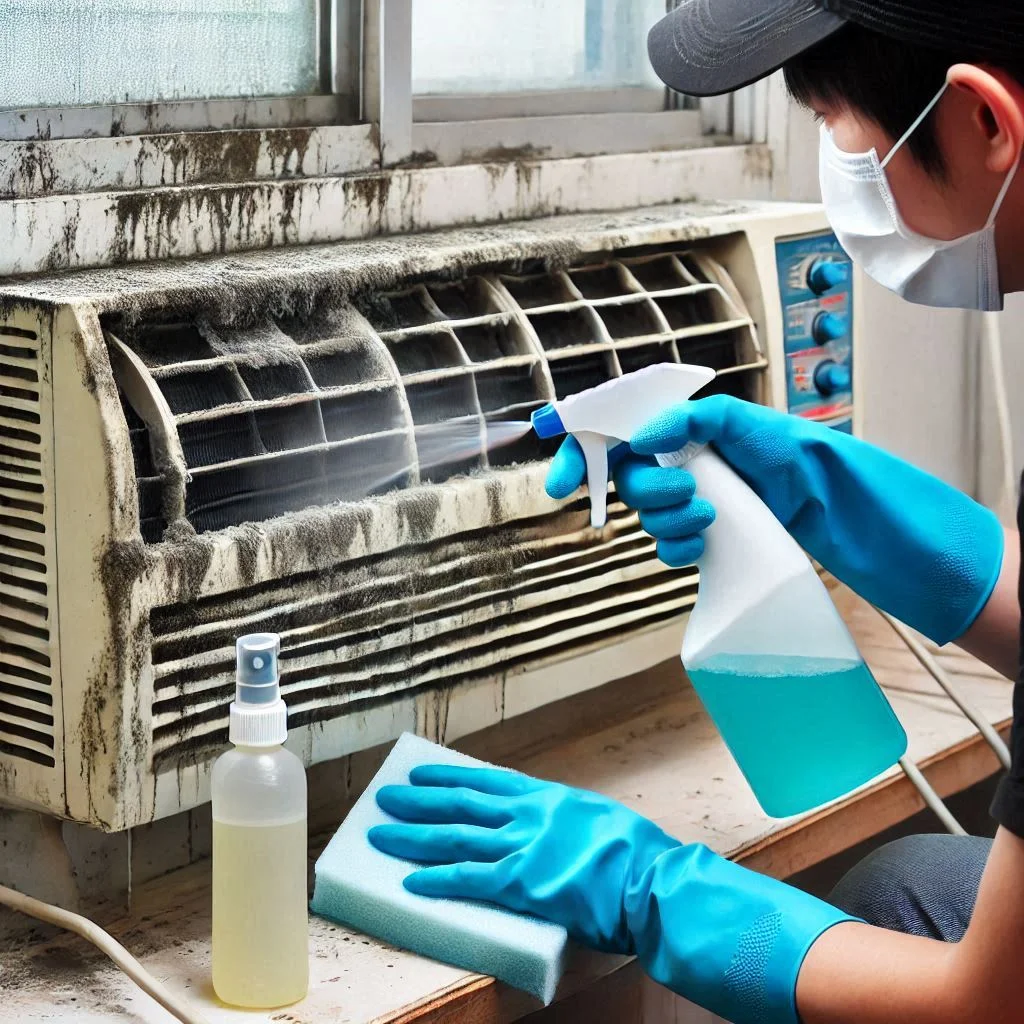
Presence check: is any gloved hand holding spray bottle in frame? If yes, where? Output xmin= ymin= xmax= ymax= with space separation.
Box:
xmin=531 ymin=362 xmax=908 ymax=817
xmin=369 ymin=362 xmax=998 ymax=1024
xmin=371 ymin=364 xmax=929 ymax=1024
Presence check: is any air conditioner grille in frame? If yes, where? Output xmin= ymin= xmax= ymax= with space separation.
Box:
xmin=147 ymin=497 xmax=697 ymax=769
xmin=0 ymin=327 xmax=56 ymax=769
xmin=106 ymin=246 xmax=764 ymax=541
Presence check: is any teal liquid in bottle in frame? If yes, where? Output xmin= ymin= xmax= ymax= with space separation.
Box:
xmin=688 ymin=654 xmax=907 ymax=818
xmin=671 ymin=445 xmax=908 ymax=819
xmin=525 ymin=362 xmax=909 ymax=821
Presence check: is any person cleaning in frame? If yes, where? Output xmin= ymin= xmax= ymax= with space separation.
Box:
xmin=369 ymin=2 xmax=1024 ymax=1020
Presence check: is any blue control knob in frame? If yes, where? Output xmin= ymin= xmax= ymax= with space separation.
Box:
xmin=814 ymin=360 xmax=852 ymax=396
xmin=807 ymin=258 xmax=849 ymax=294
xmin=812 ymin=311 xmax=846 ymax=345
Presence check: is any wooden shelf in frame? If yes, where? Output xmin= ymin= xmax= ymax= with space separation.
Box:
xmin=3 ymin=589 xmax=1011 ymax=1023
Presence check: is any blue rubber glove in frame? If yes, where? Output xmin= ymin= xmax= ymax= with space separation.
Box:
xmin=546 ymin=436 xmax=716 ymax=569
xmin=369 ymin=766 xmax=854 ymax=1024
xmin=546 ymin=396 xmax=1004 ymax=646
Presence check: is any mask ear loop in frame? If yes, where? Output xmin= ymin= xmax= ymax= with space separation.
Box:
xmin=880 ymin=81 xmax=949 ymax=169
xmin=985 ymin=145 xmax=1022 ymax=228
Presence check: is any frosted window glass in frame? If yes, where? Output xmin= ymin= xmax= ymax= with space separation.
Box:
xmin=0 ymin=0 xmax=319 ymax=107
xmin=412 ymin=0 xmax=665 ymax=95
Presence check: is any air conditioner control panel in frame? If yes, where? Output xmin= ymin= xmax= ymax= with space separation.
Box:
xmin=775 ymin=231 xmax=853 ymax=433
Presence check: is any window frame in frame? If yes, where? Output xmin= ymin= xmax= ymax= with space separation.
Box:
xmin=406 ymin=0 xmax=720 ymax=159
xmin=0 ymin=0 xmax=363 ymax=140
xmin=412 ymin=86 xmax=668 ymax=123
xmin=0 ymin=0 xmax=740 ymax=151
xmin=0 ymin=0 xmax=791 ymax=277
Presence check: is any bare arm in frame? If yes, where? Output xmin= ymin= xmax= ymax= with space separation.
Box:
xmin=957 ymin=527 xmax=1020 ymax=680
xmin=797 ymin=826 xmax=1024 ymax=1024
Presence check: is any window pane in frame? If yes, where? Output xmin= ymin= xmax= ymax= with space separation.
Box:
xmin=0 ymin=0 xmax=319 ymax=107
xmin=412 ymin=0 xmax=665 ymax=95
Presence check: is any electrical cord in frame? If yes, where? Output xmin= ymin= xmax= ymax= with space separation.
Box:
xmin=877 ymin=604 xmax=1001 ymax=837
xmin=879 ymin=608 xmax=1011 ymax=770
xmin=879 ymin=599 xmax=1010 ymax=836
xmin=897 ymin=756 xmax=967 ymax=836
xmin=0 ymin=883 xmax=211 ymax=1024
xmin=980 ymin=310 xmax=1017 ymax=524
xmin=888 ymin=313 xmax=1015 ymax=836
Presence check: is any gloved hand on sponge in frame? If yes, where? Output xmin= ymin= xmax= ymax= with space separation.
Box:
xmin=546 ymin=394 xmax=1004 ymax=646
xmin=369 ymin=765 xmax=855 ymax=1024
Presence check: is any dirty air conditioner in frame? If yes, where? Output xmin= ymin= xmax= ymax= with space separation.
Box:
xmin=0 ymin=201 xmax=847 ymax=830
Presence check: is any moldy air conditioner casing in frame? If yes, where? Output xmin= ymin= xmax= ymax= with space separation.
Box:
xmin=0 ymin=201 xmax=854 ymax=829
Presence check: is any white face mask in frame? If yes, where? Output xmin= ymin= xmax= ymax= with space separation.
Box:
xmin=819 ymin=82 xmax=1021 ymax=311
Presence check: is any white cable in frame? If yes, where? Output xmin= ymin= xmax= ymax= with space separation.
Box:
xmin=0 ymin=883 xmax=211 ymax=1024
xmin=878 ymin=608 xmax=1011 ymax=770
xmin=980 ymin=310 xmax=1017 ymax=523
xmin=884 ymin=313 xmax=1014 ymax=835
xmin=898 ymin=756 xmax=966 ymax=836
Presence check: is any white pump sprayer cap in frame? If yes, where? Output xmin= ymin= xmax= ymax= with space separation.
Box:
xmin=229 ymin=633 xmax=288 ymax=746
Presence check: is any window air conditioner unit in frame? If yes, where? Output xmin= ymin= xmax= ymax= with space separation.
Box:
xmin=0 ymin=201 xmax=856 ymax=829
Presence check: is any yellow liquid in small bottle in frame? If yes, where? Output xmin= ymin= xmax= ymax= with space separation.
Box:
xmin=212 ymin=816 xmax=309 ymax=1008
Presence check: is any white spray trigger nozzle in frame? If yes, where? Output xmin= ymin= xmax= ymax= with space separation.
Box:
xmin=547 ymin=364 xmax=717 ymax=529
xmin=575 ymin=430 xmax=610 ymax=528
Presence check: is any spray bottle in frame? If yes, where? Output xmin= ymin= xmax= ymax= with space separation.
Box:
xmin=211 ymin=634 xmax=309 ymax=1008
xmin=532 ymin=364 xmax=907 ymax=817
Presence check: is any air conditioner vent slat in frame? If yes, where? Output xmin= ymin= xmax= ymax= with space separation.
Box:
xmin=148 ymin=499 xmax=638 ymax=649
xmin=0 ymin=362 xmax=39 ymax=384
xmin=0 ymin=571 xmax=46 ymax=597
xmin=86 ymin=233 xmax=779 ymax=778
xmin=150 ymin=531 xmax=663 ymax=691
xmin=0 ymin=738 xmax=55 ymax=767
xmin=0 ymin=394 xmax=41 ymax=417
xmin=0 ymin=668 xmax=53 ymax=701
xmin=146 ymin=487 xmax=696 ymax=753
xmin=2 ymin=640 xmax=50 ymax=669
xmin=0 ymin=444 xmax=41 ymax=466
xmin=0 ymin=329 xmax=56 ymax=768
xmin=146 ymin=479 xmax=699 ymax=768
xmin=1 ymin=591 xmax=48 ymax=622
xmin=152 ymin=557 xmax=675 ymax=711
xmin=106 ymin=246 xmax=763 ymax=541
xmin=150 ymin=569 xmax=695 ymax=765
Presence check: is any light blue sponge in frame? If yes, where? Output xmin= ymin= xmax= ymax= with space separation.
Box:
xmin=311 ymin=732 xmax=569 ymax=1004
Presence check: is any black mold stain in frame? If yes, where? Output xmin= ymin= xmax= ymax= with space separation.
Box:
xmin=3 ymin=141 xmax=59 ymax=199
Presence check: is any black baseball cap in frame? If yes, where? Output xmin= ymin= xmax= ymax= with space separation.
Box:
xmin=648 ymin=0 xmax=1024 ymax=97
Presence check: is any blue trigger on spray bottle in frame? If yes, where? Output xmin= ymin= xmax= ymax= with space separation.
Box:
xmin=531 ymin=364 xmax=907 ymax=818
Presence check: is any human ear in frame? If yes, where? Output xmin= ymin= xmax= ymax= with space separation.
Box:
xmin=947 ymin=63 xmax=1024 ymax=174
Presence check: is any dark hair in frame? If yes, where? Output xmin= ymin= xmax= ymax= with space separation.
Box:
xmin=784 ymin=23 xmax=1024 ymax=178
